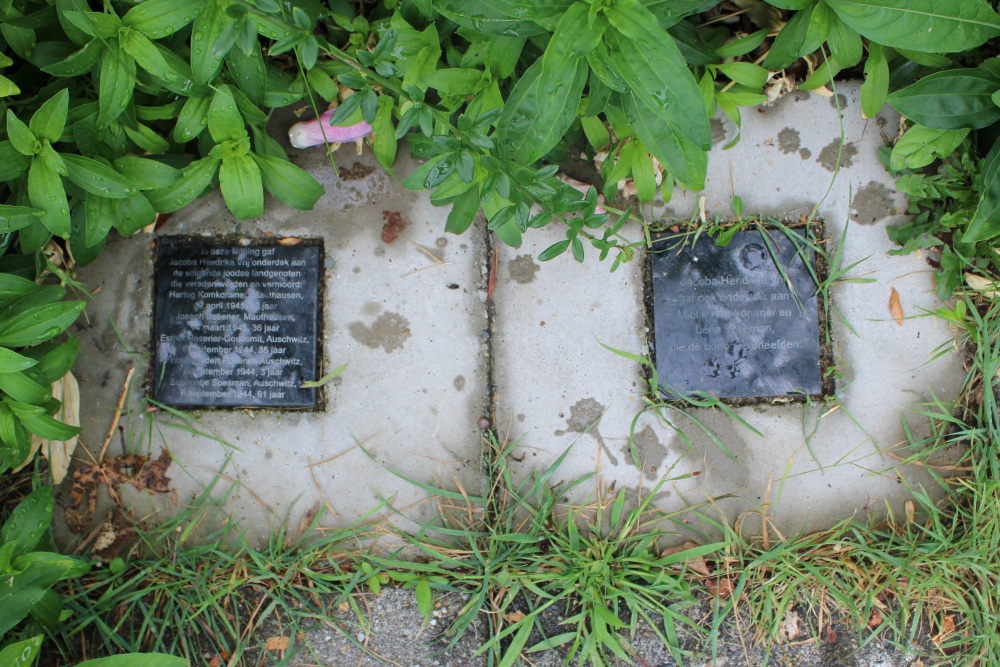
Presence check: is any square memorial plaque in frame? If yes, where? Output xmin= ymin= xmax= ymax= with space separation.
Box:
xmin=650 ymin=229 xmax=824 ymax=401
xmin=153 ymin=238 xmax=322 ymax=408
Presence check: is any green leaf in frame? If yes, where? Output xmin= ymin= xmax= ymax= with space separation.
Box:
xmin=371 ymin=96 xmax=397 ymax=170
xmin=173 ymin=92 xmax=211 ymax=142
xmin=964 ymin=138 xmax=1000 ymax=242
xmin=122 ymin=0 xmax=204 ymax=39
xmin=208 ymin=84 xmax=246 ymax=142
xmin=98 ymin=44 xmax=137 ymax=127
xmin=120 ymin=27 xmax=174 ymax=83
xmin=27 ymin=161 xmax=70 ymax=238
xmin=890 ymin=124 xmax=969 ymax=170
xmin=715 ymin=62 xmax=769 ymax=88
xmin=622 ymin=90 xmax=707 ymax=190
xmin=0 ymin=205 xmax=43 ymax=233
xmin=63 ymin=11 xmax=121 ymax=39
xmin=538 ymin=239 xmax=570 ymax=261
xmin=144 ymin=156 xmax=220 ymax=212
xmin=825 ymin=0 xmax=1000 ymax=53
xmin=82 ymin=193 xmax=115 ymax=247
xmin=1 ymin=486 xmax=52 ymax=556
xmin=496 ymin=58 xmax=588 ymax=163
xmin=0 ymin=301 xmax=85 ymax=347
xmin=715 ymin=29 xmax=767 ymax=58
xmin=860 ymin=42 xmax=889 ymax=119
xmin=493 ymin=218 xmax=522 ymax=247
xmin=0 ymin=555 xmax=77 ymax=636
xmin=0 ymin=636 xmax=43 ymax=667
xmin=0 ymin=348 xmax=37 ymax=373
xmin=7 ymin=111 xmax=39 ymax=156
xmin=123 ymin=123 xmax=171 ymax=154
xmin=421 ymin=68 xmax=483 ymax=95
xmin=226 ymin=45 xmax=266 ymax=105
xmin=29 ymin=89 xmax=69 ymax=142
xmin=191 ymin=0 xmax=232 ymax=84
xmin=0 ymin=141 xmax=31 ymax=180
xmin=6 ymin=400 xmax=81 ymax=440
xmin=762 ymin=3 xmax=832 ymax=70
xmin=252 ymin=154 xmax=323 ymax=210
xmin=41 ymin=39 xmax=104 ymax=77
xmin=220 ymin=155 xmax=263 ymax=219
xmin=22 ymin=338 xmax=78 ymax=386
xmin=0 ymin=275 xmax=40 ymax=308
xmin=112 ymin=157 xmax=180 ymax=190
xmin=827 ymin=15 xmax=863 ymax=67
xmin=768 ymin=0 xmax=815 ymax=8
xmin=887 ymin=68 xmax=1000 ymax=129
xmin=62 ymin=154 xmax=138 ymax=198
xmin=0 ymin=370 xmax=51 ymax=405
xmin=444 ymin=185 xmax=480 ymax=235
xmin=76 ymin=656 xmax=187 ymax=667
xmin=581 ymin=115 xmax=610 ymax=150
xmin=604 ymin=1 xmax=711 ymax=148
xmin=115 ymin=193 xmax=157 ymax=235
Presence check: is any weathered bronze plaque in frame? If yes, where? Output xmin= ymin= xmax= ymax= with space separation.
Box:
xmin=153 ymin=238 xmax=321 ymax=408
xmin=651 ymin=230 xmax=823 ymax=400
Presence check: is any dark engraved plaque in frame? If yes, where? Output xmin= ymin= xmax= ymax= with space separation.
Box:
xmin=153 ymin=238 xmax=321 ymax=408
xmin=651 ymin=230 xmax=822 ymax=400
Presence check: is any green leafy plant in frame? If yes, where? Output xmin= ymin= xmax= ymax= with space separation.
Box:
xmin=0 ymin=484 xmax=89 ymax=666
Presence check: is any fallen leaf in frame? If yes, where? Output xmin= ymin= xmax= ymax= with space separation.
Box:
xmin=706 ymin=576 xmax=739 ymax=599
xmin=868 ymin=610 xmax=883 ymax=628
xmin=278 ymin=237 xmax=302 ymax=246
xmin=905 ymin=499 xmax=915 ymax=525
xmin=965 ymin=273 xmax=998 ymax=298
xmin=779 ymin=611 xmax=801 ymax=641
xmin=932 ymin=614 xmax=957 ymax=645
xmin=662 ymin=541 xmax=711 ymax=576
xmin=208 ymin=658 xmax=221 ymax=667
xmin=826 ymin=625 xmax=838 ymax=643
xmin=265 ymin=636 xmax=290 ymax=651
xmin=889 ymin=288 xmax=904 ymax=326
xmin=381 ymin=210 xmax=407 ymax=243
xmin=504 ymin=610 xmax=526 ymax=623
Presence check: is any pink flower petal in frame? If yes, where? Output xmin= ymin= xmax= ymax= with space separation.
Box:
xmin=288 ymin=109 xmax=372 ymax=148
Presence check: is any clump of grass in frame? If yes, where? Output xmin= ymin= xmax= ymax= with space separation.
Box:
xmin=374 ymin=432 xmax=726 ymax=667
xmin=696 ymin=293 xmax=1000 ymax=666
xmin=49 ymin=490 xmax=373 ymax=665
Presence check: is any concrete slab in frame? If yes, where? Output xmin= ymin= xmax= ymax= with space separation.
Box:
xmin=493 ymin=82 xmax=965 ymax=537
xmin=65 ymin=138 xmax=489 ymax=546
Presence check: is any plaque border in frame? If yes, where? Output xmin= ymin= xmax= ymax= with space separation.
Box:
xmin=149 ymin=235 xmax=326 ymax=411
xmin=643 ymin=219 xmax=834 ymax=406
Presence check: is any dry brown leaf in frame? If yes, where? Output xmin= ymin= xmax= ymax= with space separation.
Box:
xmin=779 ymin=611 xmax=801 ymax=641
xmin=868 ymin=610 xmax=883 ymax=628
xmin=504 ymin=610 xmax=526 ymax=623
xmin=932 ymin=614 xmax=957 ymax=645
xmin=662 ymin=541 xmax=711 ymax=576
xmin=905 ymin=499 xmax=915 ymax=525
xmin=265 ymin=636 xmax=290 ymax=651
xmin=706 ymin=576 xmax=739 ymax=600
xmin=889 ymin=288 xmax=904 ymax=326
xmin=381 ymin=210 xmax=407 ymax=243
xmin=278 ymin=237 xmax=302 ymax=246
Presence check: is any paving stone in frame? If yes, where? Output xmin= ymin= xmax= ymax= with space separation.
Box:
xmin=65 ymin=136 xmax=489 ymax=546
xmin=493 ymin=82 xmax=965 ymax=537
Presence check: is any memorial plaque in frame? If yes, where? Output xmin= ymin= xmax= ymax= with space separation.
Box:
xmin=650 ymin=230 xmax=823 ymax=400
xmin=153 ymin=238 xmax=321 ymax=408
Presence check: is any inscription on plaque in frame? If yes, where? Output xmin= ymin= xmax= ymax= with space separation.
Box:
xmin=153 ymin=238 xmax=321 ymax=408
xmin=651 ymin=230 xmax=823 ymax=400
